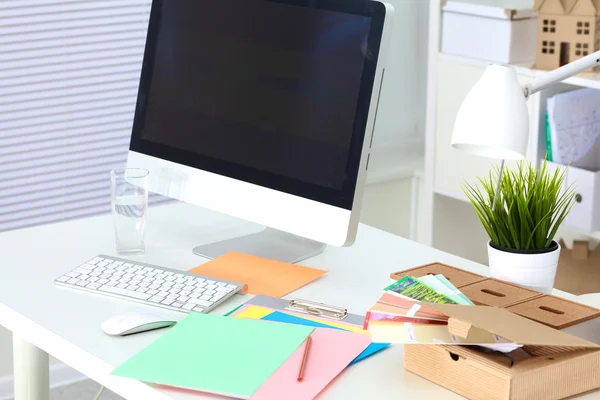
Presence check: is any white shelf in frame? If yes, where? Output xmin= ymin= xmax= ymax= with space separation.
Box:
xmin=439 ymin=53 xmax=600 ymax=90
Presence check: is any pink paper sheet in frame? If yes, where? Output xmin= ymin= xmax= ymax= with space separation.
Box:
xmin=250 ymin=327 xmax=371 ymax=400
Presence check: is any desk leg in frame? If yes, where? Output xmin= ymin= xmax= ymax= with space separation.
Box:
xmin=13 ymin=334 xmax=50 ymax=400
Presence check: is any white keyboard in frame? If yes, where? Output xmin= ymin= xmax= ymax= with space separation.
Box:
xmin=55 ymin=255 xmax=245 ymax=313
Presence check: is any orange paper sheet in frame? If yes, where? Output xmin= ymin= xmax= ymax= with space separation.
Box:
xmin=188 ymin=252 xmax=327 ymax=298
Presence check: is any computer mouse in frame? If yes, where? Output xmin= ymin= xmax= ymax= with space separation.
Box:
xmin=101 ymin=311 xmax=178 ymax=336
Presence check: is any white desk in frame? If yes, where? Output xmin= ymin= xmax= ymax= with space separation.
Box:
xmin=0 ymin=202 xmax=597 ymax=400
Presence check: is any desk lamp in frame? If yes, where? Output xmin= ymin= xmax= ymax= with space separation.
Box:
xmin=451 ymin=51 xmax=600 ymax=206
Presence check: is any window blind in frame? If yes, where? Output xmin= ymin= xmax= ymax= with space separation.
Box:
xmin=0 ymin=0 xmax=173 ymax=232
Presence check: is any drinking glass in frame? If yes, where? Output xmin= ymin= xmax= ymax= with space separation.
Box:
xmin=110 ymin=168 xmax=149 ymax=255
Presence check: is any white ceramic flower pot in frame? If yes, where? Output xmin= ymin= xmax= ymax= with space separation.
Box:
xmin=487 ymin=240 xmax=561 ymax=294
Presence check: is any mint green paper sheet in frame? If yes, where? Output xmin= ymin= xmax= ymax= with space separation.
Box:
xmin=112 ymin=313 xmax=314 ymax=398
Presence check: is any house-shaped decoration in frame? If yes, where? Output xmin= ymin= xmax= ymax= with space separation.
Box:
xmin=534 ymin=0 xmax=600 ymax=70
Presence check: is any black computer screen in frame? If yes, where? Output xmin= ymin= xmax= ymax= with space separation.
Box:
xmin=130 ymin=0 xmax=386 ymax=209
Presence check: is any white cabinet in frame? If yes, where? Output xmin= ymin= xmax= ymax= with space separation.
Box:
xmin=548 ymin=162 xmax=600 ymax=233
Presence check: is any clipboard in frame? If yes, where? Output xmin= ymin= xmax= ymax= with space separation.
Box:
xmin=226 ymin=295 xmax=364 ymax=326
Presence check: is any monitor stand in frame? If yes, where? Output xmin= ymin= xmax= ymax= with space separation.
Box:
xmin=192 ymin=227 xmax=326 ymax=264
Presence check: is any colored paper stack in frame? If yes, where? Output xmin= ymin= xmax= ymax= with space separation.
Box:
xmin=366 ymin=275 xmax=520 ymax=352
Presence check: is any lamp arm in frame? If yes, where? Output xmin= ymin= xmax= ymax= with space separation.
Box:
xmin=523 ymin=50 xmax=600 ymax=98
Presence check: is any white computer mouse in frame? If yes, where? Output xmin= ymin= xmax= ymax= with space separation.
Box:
xmin=101 ymin=311 xmax=178 ymax=336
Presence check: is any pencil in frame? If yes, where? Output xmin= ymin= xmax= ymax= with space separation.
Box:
xmin=297 ymin=335 xmax=312 ymax=382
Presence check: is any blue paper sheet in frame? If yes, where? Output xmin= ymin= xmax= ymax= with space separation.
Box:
xmin=262 ymin=311 xmax=389 ymax=364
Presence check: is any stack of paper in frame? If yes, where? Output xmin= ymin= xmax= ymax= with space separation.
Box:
xmin=112 ymin=313 xmax=315 ymax=399
xmin=366 ymin=275 xmax=521 ymax=353
xmin=547 ymin=88 xmax=600 ymax=166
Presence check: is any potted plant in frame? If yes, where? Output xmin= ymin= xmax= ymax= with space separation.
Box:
xmin=463 ymin=160 xmax=576 ymax=293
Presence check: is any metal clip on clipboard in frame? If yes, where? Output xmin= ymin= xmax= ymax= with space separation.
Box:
xmin=285 ymin=299 xmax=348 ymax=320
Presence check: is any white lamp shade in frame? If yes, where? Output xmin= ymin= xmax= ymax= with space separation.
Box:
xmin=451 ymin=65 xmax=529 ymax=160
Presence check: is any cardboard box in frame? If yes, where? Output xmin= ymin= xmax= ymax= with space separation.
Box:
xmin=404 ymin=304 xmax=600 ymax=400
xmin=390 ymin=262 xmax=486 ymax=288
xmin=459 ymin=279 xmax=542 ymax=307
xmin=442 ymin=1 xmax=537 ymax=64
xmin=507 ymin=295 xmax=600 ymax=329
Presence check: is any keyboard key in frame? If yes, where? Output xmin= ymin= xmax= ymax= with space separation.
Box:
xmin=81 ymin=264 xmax=96 ymax=270
xmin=88 ymin=277 xmax=99 ymax=283
xmin=119 ymin=279 xmax=130 ymax=285
xmin=194 ymin=278 xmax=206 ymax=283
xmin=169 ymin=288 xmax=181 ymax=294
xmin=97 ymin=279 xmax=109 ymax=285
xmin=139 ymin=282 xmax=150 ymax=288
xmin=173 ymin=283 xmax=185 ymax=289
xmin=182 ymin=303 xmax=195 ymax=310
xmin=175 ymin=277 xmax=186 ymax=284
xmin=137 ymin=287 xmax=149 ymax=293
xmin=183 ymin=285 xmax=195 ymax=291
xmin=99 ymin=285 xmax=151 ymax=300
xmin=98 ymin=261 xmax=109 ymax=267
xmin=116 ymin=265 xmax=127 ymax=271
xmin=67 ymin=278 xmax=80 ymax=284
xmin=216 ymin=287 xmax=233 ymax=293
xmin=123 ymin=273 xmax=135 ymax=279
xmin=172 ymin=302 xmax=184 ymax=308
xmin=149 ymin=296 xmax=165 ymax=303
xmin=56 ymin=276 xmax=70 ymax=282
xmin=127 ymin=285 xmax=139 ymax=291
xmin=200 ymin=294 xmax=212 ymax=301
xmin=94 ymin=266 xmax=106 ymax=272
xmin=194 ymin=287 xmax=205 ymax=293
xmin=164 ymin=271 xmax=174 ymax=276
xmin=226 ymin=284 xmax=237 ymax=289
xmin=87 ymin=283 xmax=102 ymax=290
xmin=162 ymin=281 xmax=174 ymax=288
xmin=211 ymin=295 xmax=224 ymax=302
xmin=196 ymin=282 xmax=206 ymax=288
xmin=116 ymin=283 xmax=128 ymax=289
xmin=206 ymin=284 xmax=217 ymax=290
xmin=193 ymin=307 xmax=206 ymax=313
xmin=165 ymin=275 xmax=176 ymax=282
xmin=66 ymin=272 xmax=80 ymax=278
xmin=123 ymin=263 xmax=133 ymax=267
xmin=106 ymin=280 xmax=119 ymax=287
xmin=147 ymin=272 xmax=157 ymax=278
xmin=178 ymin=296 xmax=190 ymax=302
xmin=173 ymin=273 xmax=184 ymax=278
xmin=216 ymin=282 xmax=226 ymax=287
xmin=90 ymin=272 xmax=102 ymax=277
xmin=190 ymin=293 xmax=201 ymax=298
xmin=190 ymin=299 xmax=213 ymax=308
xmin=76 ymin=280 xmax=90 ymax=287
xmin=161 ymin=299 xmax=175 ymax=306
xmin=206 ymin=280 xmax=216 ymax=284
xmin=88 ymin=259 xmax=100 ymax=265
xmin=167 ymin=293 xmax=179 ymax=299
xmin=135 ymin=270 xmax=146 ymax=276
xmin=147 ymin=289 xmax=159 ymax=295
xmin=205 ymin=290 xmax=216 ymax=296
xmin=157 ymin=291 xmax=170 ymax=298
xmin=143 ymin=267 xmax=153 ymax=272
xmin=113 ymin=261 xmax=123 ymax=266
xmin=180 ymin=290 xmax=192 ymax=296
xmin=148 ymin=284 xmax=160 ymax=290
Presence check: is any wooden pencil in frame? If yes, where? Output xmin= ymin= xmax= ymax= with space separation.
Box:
xmin=297 ymin=335 xmax=312 ymax=382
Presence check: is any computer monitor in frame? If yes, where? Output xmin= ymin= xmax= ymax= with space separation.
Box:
xmin=127 ymin=0 xmax=394 ymax=262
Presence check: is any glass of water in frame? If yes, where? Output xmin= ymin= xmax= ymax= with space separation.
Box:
xmin=110 ymin=168 xmax=149 ymax=255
